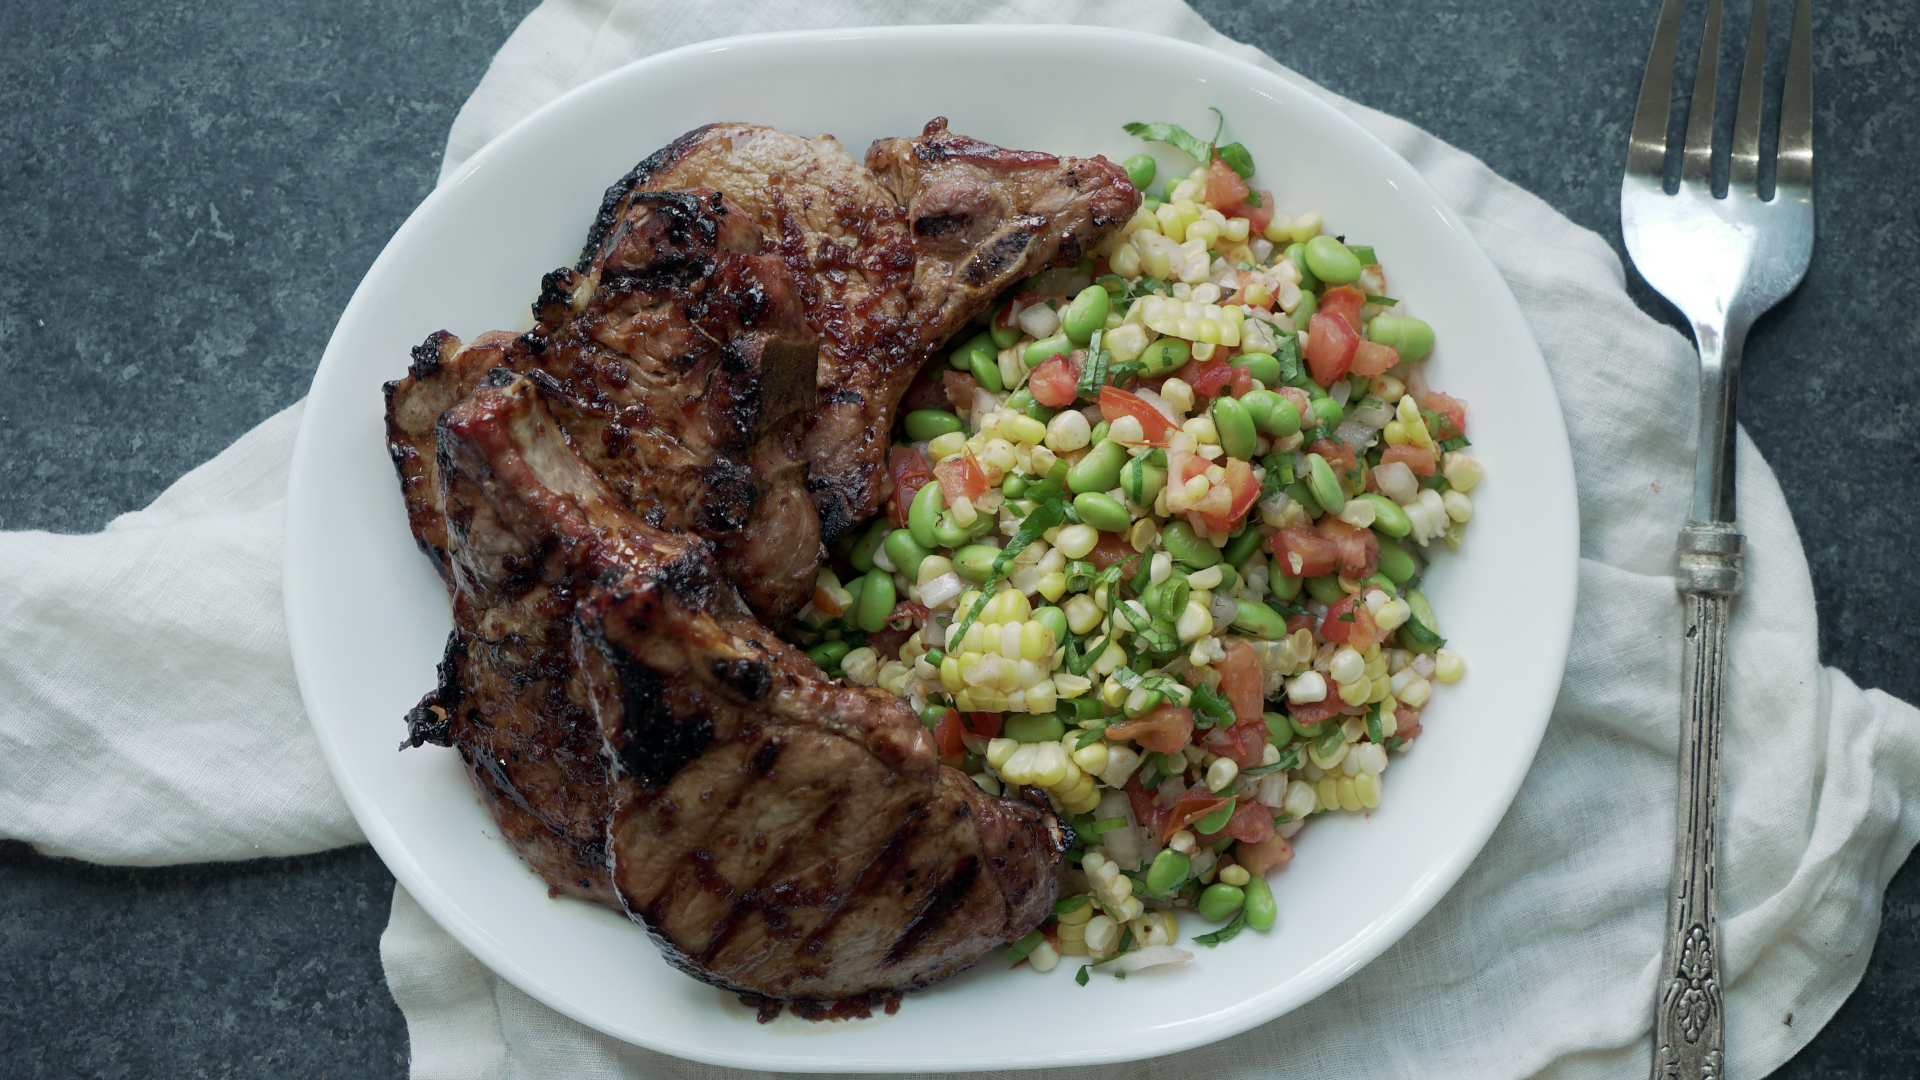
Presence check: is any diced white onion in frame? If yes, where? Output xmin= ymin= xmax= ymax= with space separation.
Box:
xmin=1095 ymin=945 xmax=1194 ymax=975
xmin=920 ymin=573 xmax=965 ymax=609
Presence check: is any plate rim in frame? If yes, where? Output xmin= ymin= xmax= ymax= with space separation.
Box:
xmin=285 ymin=22 xmax=1578 ymax=1071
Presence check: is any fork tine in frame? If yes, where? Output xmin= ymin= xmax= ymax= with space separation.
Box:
xmin=1681 ymin=0 xmax=1726 ymax=186
xmin=1626 ymin=0 xmax=1687 ymax=178
xmin=1776 ymin=0 xmax=1814 ymax=190
xmin=1729 ymin=0 xmax=1768 ymax=191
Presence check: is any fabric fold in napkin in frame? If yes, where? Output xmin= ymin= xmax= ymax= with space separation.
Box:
xmin=3 ymin=0 xmax=1917 ymax=1078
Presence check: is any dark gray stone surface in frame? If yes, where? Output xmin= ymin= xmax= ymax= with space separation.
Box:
xmin=1 ymin=0 xmax=1913 ymax=1075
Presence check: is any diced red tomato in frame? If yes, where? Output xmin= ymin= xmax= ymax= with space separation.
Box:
xmin=1201 ymin=721 xmax=1270 ymax=770
xmin=1216 ymin=640 xmax=1264 ymax=726
xmin=1106 ymin=703 xmax=1194 ymax=755
xmin=1228 ymin=365 xmax=1256 ymax=398
xmin=1307 ymin=437 xmax=1358 ymax=476
xmin=931 ymin=709 xmax=967 ymax=763
xmin=887 ymin=601 xmax=929 ymax=630
xmin=1279 ymin=386 xmax=1313 ymax=423
xmin=1230 ymin=190 xmax=1275 ymax=234
xmin=1028 ymin=349 xmax=1084 ymax=408
xmin=1420 ymin=391 xmax=1468 ymax=437
xmin=1098 ymin=385 xmax=1177 ymax=445
xmin=886 ymin=446 xmax=932 ymax=528
xmin=942 ymin=370 xmax=981 ymax=411
xmin=1350 ymin=340 xmax=1400 ymax=377
xmin=961 ymin=711 xmax=1003 ymax=739
xmin=1318 ymin=285 xmax=1367 ymax=334
xmin=1317 ymin=516 xmax=1380 ymax=579
xmin=1086 ymin=530 xmax=1137 ymax=572
xmin=1236 ymin=833 xmax=1295 ymax=877
xmin=1197 ymin=457 xmax=1261 ymax=533
xmin=1204 ymin=158 xmax=1249 ymax=212
xmin=1379 ymin=443 xmax=1437 ymax=477
xmin=1305 ymin=312 xmax=1358 ymax=386
xmin=1160 ymin=788 xmax=1235 ymax=843
xmin=1123 ymin=773 xmax=1173 ymax=839
xmin=1185 ymin=356 xmax=1233 ymax=398
xmin=1394 ymin=705 xmax=1424 ymax=747
xmin=1197 ymin=799 xmax=1276 ymax=845
xmin=1288 ymin=693 xmax=1346 ymax=727
xmin=866 ymin=624 xmax=914 ymax=660
xmin=1285 ymin=613 xmax=1317 ymax=635
xmin=1321 ymin=593 xmax=1390 ymax=648
xmin=934 ymin=453 xmax=989 ymax=502
xmin=1272 ymin=522 xmax=1340 ymax=578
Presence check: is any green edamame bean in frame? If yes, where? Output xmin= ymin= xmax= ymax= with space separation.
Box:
xmin=968 ymin=347 xmax=1004 ymax=393
xmin=903 ymin=409 xmax=963 ymax=442
xmin=953 ymin=544 xmax=1002 ymax=583
xmin=1073 ymin=492 xmax=1131 ymax=532
xmin=1270 ymin=564 xmax=1304 ymax=600
xmin=1284 ymin=243 xmax=1321 ymax=294
xmin=1221 ymin=526 xmax=1265 ymax=568
xmin=1122 ymin=153 xmax=1158 ymax=192
xmin=1004 ymin=712 xmax=1067 ymax=743
xmin=1291 ymin=289 xmax=1318 ymax=332
xmin=1232 ymin=598 xmax=1289 ymax=639
xmin=1366 ymin=314 xmax=1434 ymax=363
xmin=1215 ymin=563 xmax=1241 ymax=593
xmin=1137 ymin=337 xmax=1191 ymax=376
xmin=1375 ymin=534 xmax=1419 ymax=584
xmin=1120 ymin=457 xmax=1167 ymax=505
xmin=807 ymin=639 xmax=852 ymax=668
xmin=1024 ymin=334 xmax=1073 ymax=368
xmin=1161 ymin=519 xmax=1221 ymax=568
xmin=1303 ymin=234 xmax=1362 ymax=286
xmin=908 ymin=481 xmax=944 ymax=549
xmin=840 ymin=576 xmax=864 ymax=625
xmin=1067 ymin=440 xmax=1129 ymax=495
xmin=1240 ymin=389 xmax=1301 ymax=438
xmin=933 ymin=512 xmax=973 ymax=549
xmin=1146 ymin=848 xmax=1190 ymax=896
xmin=1230 ymin=352 xmax=1283 ymax=385
xmin=1288 ymin=713 xmax=1327 ymax=740
xmin=1089 ymin=420 xmax=1109 ymax=445
xmin=1305 ymin=573 xmax=1346 ymax=605
xmin=1365 ymin=572 xmax=1398 ymax=597
xmin=918 ymin=703 xmax=948 ymax=727
xmin=1195 ymin=801 xmax=1236 ymax=835
xmin=1360 ymin=493 xmax=1411 ymax=538
xmin=884 ymin=529 xmax=931 ymax=579
xmin=989 ymin=304 xmax=1020 ymax=349
xmin=1310 ymin=397 xmax=1346 ymax=431
xmin=1062 ymin=285 xmax=1111 ymax=346
xmin=1285 ymin=479 xmax=1322 ymax=519
xmin=1031 ymin=605 xmax=1068 ymax=644
xmin=966 ymin=511 xmax=998 ymax=540
xmin=849 ymin=518 xmax=889 ymax=572
xmin=1242 ymin=875 xmax=1276 ymax=930
xmin=950 ymin=330 xmax=995 ymax=371
xmin=1002 ymin=474 xmax=1028 ymax=499
xmin=1306 ymin=453 xmax=1346 ymax=514
xmin=1210 ymin=396 xmax=1258 ymax=461
xmin=856 ymin=568 xmax=896 ymax=632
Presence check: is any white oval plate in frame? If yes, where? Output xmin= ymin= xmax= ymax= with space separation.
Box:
xmin=286 ymin=24 xmax=1577 ymax=1072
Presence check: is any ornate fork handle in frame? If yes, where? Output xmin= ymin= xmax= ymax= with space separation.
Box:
xmin=1653 ymin=525 xmax=1744 ymax=1080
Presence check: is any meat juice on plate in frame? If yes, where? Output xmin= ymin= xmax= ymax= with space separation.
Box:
xmin=798 ymin=121 xmax=1483 ymax=980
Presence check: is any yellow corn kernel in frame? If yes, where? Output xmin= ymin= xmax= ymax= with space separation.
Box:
xmin=1289 ymin=210 xmax=1322 ymax=242
xmin=1063 ymin=594 xmax=1103 ymax=634
xmin=1186 ymin=219 xmax=1221 ymax=248
xmin=927 ymin=431 xmax=967 ymax=461
xmin=1442 ymin=452 xmax=1483 ymax=493
xmin=1353 ymin=771 xmax=1381 ymax=809
xmin=1316 ymin=776 xmax=1341 ymax=814
xmin=1335 ymin=777 xmax=1362 ymax=812
xmin=939 ymin=657 xmax=963 ymax=691
xmin=1337 ymin=678 xmax=1372 ymax=707
xmin=950 ymin=495 xmax=978 ymax=528
xmin=1110 ymin=243 xmax=1143 ymax=279
xmin=1025 ymin=680 xmax=1057 ymax=715
xmin=1020 ymin=620 xmax=1055 ymax=661
xmin=1434 ymin=649 xmax=1466 ymax=683
xmin=1058 ymin=897 xmax=1095 ymax=926
xmin=1092 ymin=641 xmax=1126 ymax=676
xmin=1382 ymin=420 xmax=1409 ymax=446
xmin=1243 ymin=281 xmax=1273 ymax=308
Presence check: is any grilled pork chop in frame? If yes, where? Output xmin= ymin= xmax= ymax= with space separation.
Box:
xmin=435 ymin=371 xmax=1070 ymax=1001
xmin=583 ymin=118 xmax=1140 ymax=538
xmin=386 ymin=188 xmax=822 ymax=626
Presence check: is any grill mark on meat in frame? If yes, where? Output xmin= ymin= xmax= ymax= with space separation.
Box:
xmin=713 ymin=657 xmax=772 ymax=700
xmin=884 ymin=855 xmax=980 ymax=966
xmin=960 ymin=219 xmax=1041 ymax=287
xmin=606 ymin=641 xmax=713 ymax=789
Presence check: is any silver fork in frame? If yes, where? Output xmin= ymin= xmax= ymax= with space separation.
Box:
xmin=1620 ymin=1 xmax=1813 ymax=1077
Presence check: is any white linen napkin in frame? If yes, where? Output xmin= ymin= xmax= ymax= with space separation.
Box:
xmin=2 ymin=1 xmax=1914 ymax=1078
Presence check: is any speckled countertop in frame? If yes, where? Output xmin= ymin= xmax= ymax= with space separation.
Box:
xmin=2 ymin=1 xmax=1915 ymax=1075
